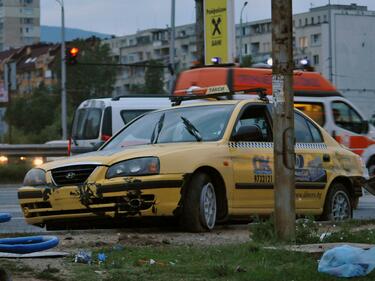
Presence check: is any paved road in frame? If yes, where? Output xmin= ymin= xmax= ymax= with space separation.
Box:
xmin=0 ymin=185 xmax=374 ymax=233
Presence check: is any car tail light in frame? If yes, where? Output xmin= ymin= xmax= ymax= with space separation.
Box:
xmin=101 ymin=134 xmax=111 ymax=142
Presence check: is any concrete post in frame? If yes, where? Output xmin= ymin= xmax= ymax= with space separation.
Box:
xmin=271 ymin=0 xmax=296 ymax=241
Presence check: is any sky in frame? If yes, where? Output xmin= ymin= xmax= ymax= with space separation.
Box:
xmin=42 ymin=0 xmax=375 ymax=36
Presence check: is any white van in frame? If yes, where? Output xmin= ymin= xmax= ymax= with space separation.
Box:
xmin=70 ymin=96 xmax=171 ymax=155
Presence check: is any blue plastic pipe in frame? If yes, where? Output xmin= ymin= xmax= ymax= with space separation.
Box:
xmin=0 ymin=236 xmax=59 ymax=254
xmin=0 ymin=213 xmax=11 ymax=223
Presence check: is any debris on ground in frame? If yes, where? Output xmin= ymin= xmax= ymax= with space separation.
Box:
xmin=318 ymin=245 xmax=375 ymax=278
xmin=136 ymin=258 xmax=166 ymax=266
xmin=97 ymin=252 xmax=107 ymax=264
xmin=74 ymin=250 xmax=92 ymax=264
xmin=235 ymin=265 xmax=247 ymax=272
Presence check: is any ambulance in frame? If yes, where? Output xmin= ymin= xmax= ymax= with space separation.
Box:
xmin=174 ymin=67 xmax=375 ymax=177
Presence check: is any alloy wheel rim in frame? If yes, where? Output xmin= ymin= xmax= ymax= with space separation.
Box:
xmin=200 ymin=182 xmax=217 ymax=229
xmin=331 ymin=191 xmax=350 ymax=221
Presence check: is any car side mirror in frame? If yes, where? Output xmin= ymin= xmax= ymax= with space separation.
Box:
xmin=232 ymin=125 xmax=264 ymax=142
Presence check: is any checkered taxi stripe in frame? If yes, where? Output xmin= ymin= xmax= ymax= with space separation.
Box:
xmin=228 ymin=142 xmax=327 ymax=150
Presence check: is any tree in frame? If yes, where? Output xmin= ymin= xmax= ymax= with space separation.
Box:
xmin=240 ymin=55 xmax=253 ymax=67
xmin=143 ymin=60 xmax=166 ymax=94
xmin=4 ymin=85 xmax=62 ymax=143
xmin=53 ymin=37 xmax=118 ymax=108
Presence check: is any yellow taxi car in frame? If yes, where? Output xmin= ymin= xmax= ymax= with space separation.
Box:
xmin=18 ymin=95 xmax=367 ymax=232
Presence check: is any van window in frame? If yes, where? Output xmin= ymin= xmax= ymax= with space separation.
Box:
xmin=332 ymin=101 xmax=367 ymax=134
xmin=120 ymin=109 xmax=152 ymax=125
xmin=294 ymin=103 xmax=325 ymax=126
xmin=72 ymin=108 xmax=102 ymax=140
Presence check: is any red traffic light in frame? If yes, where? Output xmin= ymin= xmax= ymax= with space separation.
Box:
xmin=66 ymin=47 xmax=80 ymax=65
xmin=69 ymin=47 xmax=79 ymax=57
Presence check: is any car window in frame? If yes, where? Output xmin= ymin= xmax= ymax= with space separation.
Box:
xmin=307 ymin=118 xmax=323 ymax=142
xmin=234 ymin=106 xmax=272 ymax=142
xmin=72 ymin=108 xmax=102 ymax=140
xmin=294 ymin=103 xmax=325 ymax=126
xmin=120 ymin=109 xmax=152 ymax=125
xmin=295 ymin=113 xmax=314 ymax=143
xmin=332 ymin=101 xmax=367 ymax=134
xmin=102 ymin=105 xmax=235 ymax=150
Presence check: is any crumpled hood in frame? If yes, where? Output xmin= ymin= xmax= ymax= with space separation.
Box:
xmin=40 ymin=142 xmax=214 ymax=171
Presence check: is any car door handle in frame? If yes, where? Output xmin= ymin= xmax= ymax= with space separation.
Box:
xmin=323 ymin=154 xmax=330 ymax=162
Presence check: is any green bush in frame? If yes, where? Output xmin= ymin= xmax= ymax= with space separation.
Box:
xmin=0 ymin=162 xmax=31 ymax=184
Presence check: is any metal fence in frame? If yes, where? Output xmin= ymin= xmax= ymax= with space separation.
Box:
xmin=0 ymin=144 xmax=68 ymax=157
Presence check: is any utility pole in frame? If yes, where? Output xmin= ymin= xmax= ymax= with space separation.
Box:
xmin=239 ymin=1 xmax=248 ymax=65
xmin=56 ymin=0 xmax=67 ymax=140
xmin=195 ymin=0 xmax=204 ymax=65
xmin=328 ymin=0 xmax=333 ymax=82
xmin=169 ymin=0 xmax=176 ymax=93
xmin=271 ymin=0 xmax=295 ymax=241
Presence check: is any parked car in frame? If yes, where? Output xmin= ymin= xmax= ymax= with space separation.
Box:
xmin=19 ymin=91 xmax=367 ymax=231
xmin=174 ymin=67 xmax=375 ymax=177
xmin=70 ymin=96 xmax=171 ymax=155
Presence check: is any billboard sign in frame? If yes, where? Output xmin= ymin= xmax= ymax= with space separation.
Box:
xmin=204 ymin=0 xmax=235 ymax=65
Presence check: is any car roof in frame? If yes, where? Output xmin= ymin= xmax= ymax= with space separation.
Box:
xmin=159 ymin=97 xmax=265 ymax=111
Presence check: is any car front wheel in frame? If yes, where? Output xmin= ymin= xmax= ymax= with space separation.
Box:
xmin=322 ymin=183 xmax=352 ymax=221
xmin=182 ymin=173 xmax=217 ymax=232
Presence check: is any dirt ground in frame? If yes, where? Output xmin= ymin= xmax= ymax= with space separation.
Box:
xmin=3 ymin=222 xmax=375 ymax=281
xmin=1 ymin=224 xmax=251 ymax=281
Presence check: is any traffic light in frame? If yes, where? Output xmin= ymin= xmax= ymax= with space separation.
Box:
xmin=66 ymin=47 xmax=80 ymax=65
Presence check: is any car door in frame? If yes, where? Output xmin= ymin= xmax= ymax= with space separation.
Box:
xmin=294 ymin=112 xmax=330 ymax=211
xmin=229 ymin=104 xmax=274 ymax=211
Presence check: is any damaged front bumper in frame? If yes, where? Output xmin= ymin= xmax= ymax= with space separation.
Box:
xmin=18 ymin=174 xmax=185 ymax=226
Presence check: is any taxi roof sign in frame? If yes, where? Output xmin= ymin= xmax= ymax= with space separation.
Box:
xmin=206 ymin=85 xmax=230 ymax=95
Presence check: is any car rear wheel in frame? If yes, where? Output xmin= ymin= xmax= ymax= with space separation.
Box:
xmin=181 ymin=173 xmax=217 ymax=232
xmin=322 ymin=183 xmax=352 ymax=221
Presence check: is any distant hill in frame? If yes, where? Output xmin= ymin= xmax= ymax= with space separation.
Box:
xmin=41 ymin=26 xmax=113 ymax=43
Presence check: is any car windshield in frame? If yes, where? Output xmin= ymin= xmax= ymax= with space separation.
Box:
xmin=102 ymin=104 xmax=235 ymax=150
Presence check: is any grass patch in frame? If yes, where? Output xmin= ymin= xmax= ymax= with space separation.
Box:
xmin=0 ymin=162 xmax=31 ymax=184
xmin=67 ymin=243 xmax=375 ymax=281
xmin=34 ymin=265 xmax=62 ymax=281
xmin=250 ymin=216 xmax=375 ymax=245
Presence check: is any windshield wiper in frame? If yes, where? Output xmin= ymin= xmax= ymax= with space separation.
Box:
xmin=150 ymin=113 xmax=165 ymax=144
xmin=181 ymin=116 xmax=202 ymax=142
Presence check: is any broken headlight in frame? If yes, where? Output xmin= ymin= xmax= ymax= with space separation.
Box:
xmin=23 ymin=168 xmax=47 ymax=186
xmin=106 ymin=157 xmax=160 ymax=179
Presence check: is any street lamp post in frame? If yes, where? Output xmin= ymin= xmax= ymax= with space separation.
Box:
xmin=55 ymin=0 xmax=67 ymax=140
xmin=239 ymin=1 xmax=248 ymax=66
xmin=169 ymin=0 xmax=176 ymax=93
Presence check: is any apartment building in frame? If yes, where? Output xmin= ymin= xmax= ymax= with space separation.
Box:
xmin=104 ymin=4 xmax=375 ymax=116
xmin=104 ymin=24 xmax=197 ymax=96
xmin=0 ymin=0 xmax=41 ymax=51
